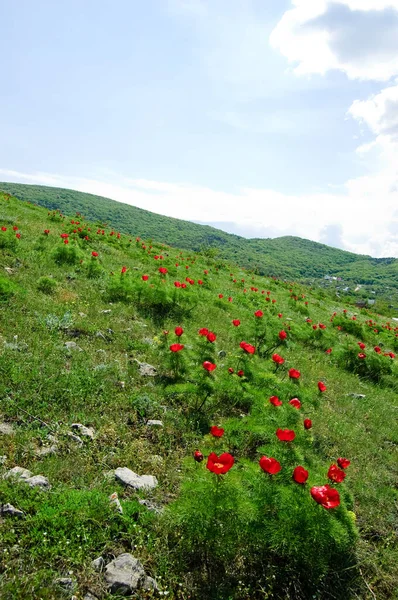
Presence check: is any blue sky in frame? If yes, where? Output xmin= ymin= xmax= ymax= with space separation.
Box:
xmin=1 ymin=0 xmax=398 ymax=257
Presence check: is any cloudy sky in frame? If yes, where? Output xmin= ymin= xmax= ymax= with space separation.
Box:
xmin=1 ymin=0 xmax=398 ymax=257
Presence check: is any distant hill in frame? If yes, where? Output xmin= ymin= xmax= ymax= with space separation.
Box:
xmin=1 ymin=182 xmax=397 ymax=289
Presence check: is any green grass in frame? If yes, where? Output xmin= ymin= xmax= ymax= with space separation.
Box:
xmin=0 ymin=190 xmax=397 ymax=599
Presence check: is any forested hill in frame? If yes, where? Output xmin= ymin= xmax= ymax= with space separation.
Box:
xmin=1 ymin=181 xmax=397 ymax=286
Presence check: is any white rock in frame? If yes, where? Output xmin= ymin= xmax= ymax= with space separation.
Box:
xmin=109 ymin=492 xmax=123 ymax=514
xmin=146 ymin=420 xmax=163 ymax=427
xmin=0 ymin=423 xmax=13 ymax=435
xmin=25 ymin=475 xmax=51 ymax=489
xmin=71 ymin=423 xmax=95 ymax=439
xmin=1 ymin=503 xmax=24 ymax=517
xmin=92 ymin=556 xmax=105 ymax=572
xmin=104 ymin=553 xmax=157 ymax=595
xmin=115 ymin=467 xmax=158 ymax=491
xmin=135 ymin=361 xmax=157 ymax=377
xmin=65 ymin=341 xmax=83 ymax=351
xmin=4 ymin=466 xmax=33 ymax=481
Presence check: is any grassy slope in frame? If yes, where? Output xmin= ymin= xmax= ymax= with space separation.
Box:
xmin=0 ymin=191 xmax=397 ymax=599
xmin=1 ymin=182 xmax=398 ymax=289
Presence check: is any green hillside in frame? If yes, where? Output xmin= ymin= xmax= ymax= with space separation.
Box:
xmin=1 ymin=182 xmax=397 ymax=294
xmin=0 ymin=189 xmax=397 ymax=599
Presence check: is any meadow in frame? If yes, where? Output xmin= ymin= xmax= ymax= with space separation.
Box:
xmin=0 ymin=190 xmax=397 ymax=599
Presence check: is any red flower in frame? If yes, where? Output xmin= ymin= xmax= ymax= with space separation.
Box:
xmin=193 ymin=450 xmax=204 ymax=462
xmin=254 ymin=310 xmax=263 ymax=317
xmin=358 ymin=342 xmax=366 ymax=350
xmin=237 ymin=370 xmax=244 ymax=377
xmin=312 ymin=325 xmax=318 ymax=330
xmin=44 ymin=229 xmax=50 ymax=235
xmin=203 ymin=361 xmax=216 ymax=372
xmin=278 ymin=330 xmax=287 ymax=340
xmin=327 ymin=464 xmax=346 ymax=483
xmin=293 ymin=466 xmax=309 ymax=484
xmin=272 ymin=353 xmax=284 ymax=365
xmin=374 ymin=346 xmax=381 ymax=354
xmin=169 ymin=343 xmax=184 ymax=352
xmin=1 ymin=227 xmax=7 ymax=231
xmin=198 ymin=327 xmax=209 ymax=336
xmin=206 ymin=452 xmax=234 ymax=474
xmin=278 ymin=313 xmax=283 ymax=318
xmin=232 ymin=319 xmax=241 ymax=327
xmin=289 ymin=398 xmax=301 ymax=409
xmin=276 ymin=428 xmax=295 ymax=442
xmin=288 ymin=368 xmax=301 ymax=379
xmin=337 ymin=457 xmax=351 ymax=469
xmin=269 ymin=396 xmax=282 ymax=406
xmin=259 ymin=456 xmax=281 ymax=475
xmin=207 ymin=332 xmax=217 ymax=343
xmin=60 ymin=233 xmax=69 ymax=239
xmin=228 ymin=297 xmax=232 ymax=302
xmin=310 ymin=485 xmax=340 ymax=509
xmin=358 ymin=353 xmax=366 ymax=359
xmin=121 ymin=266 xmax=127 ymax=274
xmin=63 ymin=239 xmax=69 ymax=244
xmin=228 ymin=367 xmax=234 ymax=374
xmin=210 ymin=426 xmax=224 ymax=438
xmin=198 ymin=280 xmax=203 ymax=285
xmin=318 ymin=381 xmax=327 ymax=393
xmin=325 ymin=348 xmax=332 ymax=354
xmin=91 ymin=251 xmax=99 ymax=257
xmin=159 ymin=267 xmax=168 ymax=274
xmin=15 ymin=233 xmax=21 ymax=239
xmin=175 ymin=326 xmax=184 ymax=337
xmin=240 ymin=341 xmax=255 ymax=354
xmin=142 ymin=274 xmax=149 ymax=281
xmin=12 ymin=226 xmax=18 ymax=231
xmin=303 ymin=418 xmax=312 ymax=430
xmin=319 ymin=323 xmax=326 ymax=330
xmin=218 ymin=294 xmax=223 ymax=299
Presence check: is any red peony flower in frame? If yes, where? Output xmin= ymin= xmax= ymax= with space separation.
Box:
xmin=269 ymin=396 xmax=282 ymax=406
xmin=310 ymin=485 xmax=340 ymax=509
xmin=232 ymin=319 xmax=241 ymax=327
xmin=228 ymin=367 xmax=234 ymax=374
xmin=203 ymin=361 xmax=216 ymax=372
xmin=358 ymin=342 xmax=366 ymax=350
xmin=142 ymin=274 xmax=149 ymax=281
xmin=218 ymin=294 xmax=223 ymax=298
xmin=289 ymin=368 xmax=301 ymax=379
xmin=228 ymin=297 xmax=232 ymax=302
xmin=44 ymin=229 xmax=50 ymax=235
xmin=358 ymin=353 xmax=366 ymax=359
xmin=276 ymin=428 xmax=295 ymax=442
xmin=312 ymin=325 xmax=318 ymax=330
xmin=278 ymin=330 xmax=287 ymax=340
xmin=207 ymin=332 xmax=217 ymax=343
xmin=198 ymin=327 xmax=209 ymax=336
xmin=327 ymin=464 xmax=346 ymax=483
xmin=237 ymin=370 xmax=244 ymax=377
xmin=259 ymin=456 xmax=281 ymax=475
xmin=240 ymin=341 xmax=255 ymax=354
xmin=374 ymin=346 xmax=381 ymax=353
xmin=1 ymin=227 xmax=7 ymax=231
xmin=337 ymin=457 xmax=351 ymax=469
xmin=278 ymin=313 xmax=283 ymax=318
xmin=293 ymin=466 xmax=309 ymax=484
xmin=272 ymin=353 xmax=284 ymax=365
xmin=254 ymin=310 xmax=263 ymax=317
xmin=12 ymin=226 xmax=18 ymax=231
xmin=60 ymin=233 xmax=69 ymax=238
xmin=210 ymin=426 xmax=224 ymax=438
xmin=318 ymin=381 xmax=327 ymax=393
xmin=91 ymin=251 xmax=99 ymax=257
xmin=289 ymin=398 xmax=301 ymax=409
xmin=121 ymin=266 xmax=127 ymax=273
xmin=169 ymin=343 xmax=184 ymax=352
xmin=193 ymin=450 xmax=204 ymax=462
xmin=304 ymin=418 xmax=312 ymax=430
xmin=175 ymin=326 xmax=184 ymax=337
xmin=206 ymin=452 xmax=234 ymax=474
xmin=325 ymin=348 xmax=332 ymax=354
xmin=15 ymin=233 xmax=21 ymax=239
xmin=159 ymin=267 xmax=168 ymax=274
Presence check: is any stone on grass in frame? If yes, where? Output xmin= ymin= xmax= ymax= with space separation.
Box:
xmin=104 ymin=553 xmax=157 ymax=595
xmin=3 ymin=467 xmax=50 ymax=489
xmin=67 ymin=432 xmax=84 ymax=446
xmin=92 ymin=556 xmax=105 ymax=572
xmin=26 ymin=474 xmax=50 ymax=489
xmin=55 ymin=577 xmax=76 ymax=590
xmin=135 ymin=361 xmax=157 ymax=377
xmin=0 ymin=456 xmax=7 ymax=465
xmin=84 ymin=593 xmax=99 ymax=600
xmin=138 ymin=498 xmax=163 ymax=514
xmin=109 ymin=492 xmax=123 ymax=514
xmin=35 ymin=444 xmax=58 ymax=458
xmin=1 ymin=503 xmax=24 ymax=517
xmin=71 ymin=423 xmax=95 ymax=439
xmin=0 ymin=423 xmax=13 ymax=435
xmin=4 ymin=466 xmax=33 ymax=481
xmin=347 ymin=393 xmax=366 ymax=399
xmin=64 ymin=341 xmax=83 ymax=352
xmin=114 ymin=467 xmax=158 ymax=491
xmin=146 ymin=419 xmax=163 ymax=427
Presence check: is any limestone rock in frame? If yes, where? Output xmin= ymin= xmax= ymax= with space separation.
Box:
xmin=146 ymin=419 xmax=163 ymax=427
xmin=65 ymin=341 xmax=83 ymax=352
xmin=26 ymin=475 xmax=50 ymax=489
xmin=4 ymin=466 xmax=33 ymax=481
xmin=92 ymin=556 xmax=105 ymax=572
xmin=0 ymin=423 xmax=13 ymax=435
xmin=71 ymin=423 xmax=95 ymax=440
xmin=104 ymin=553 xmax=157 ymax=595
xmin=115 ymin=467 xmax=158 ymax=491
xmin=135 ymin=361 xmax=157 ymax=377
xmin=1 ymin=503 xmax=24 ymax=517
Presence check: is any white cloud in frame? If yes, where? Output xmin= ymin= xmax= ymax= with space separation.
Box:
xmin=348 ymin=83 xmax=398 ymax=139
xmin=270 ymin=0 xmax=398 ymax=80
xmin=1 ymin=167 xmax=397 ymax=258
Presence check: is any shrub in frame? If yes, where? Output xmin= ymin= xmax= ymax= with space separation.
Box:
xmin=37 ymin=276 xmax=57 ymax=295
xmin=0 ymin=276 xmax=17 ymax=302
xmin=52 ymin=244 xmax=81 ymax=265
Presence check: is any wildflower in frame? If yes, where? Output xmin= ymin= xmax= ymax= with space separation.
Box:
xmin=218 ymin=294 xmax=223 ymax=299
xmin=175 ymin=326 xmax=184 ymax=337
xmin=259 ymin=456 xmax=281 ymax=475
xmin=325 ymin=348 xmax=332 ymax=354
xmin=228 ymin=367 xmax=234 ymax=374
xmin=311 ymin=485 xmax=340 ymax=509
xmin=210 ymin=426 xmax=224 ymax=438
xmin=207 ymin=332 xmax=217 ymax=343
xmin=276 ymin=428 xmax=295 ymax=442
xmin=318 ymin=381 xmax=327 ymax=393
xmin=278 ymin=330 xmax=287 ymax=340
xmin=358 ymin=342 xmax=366 ymax=349
xmin=254 ymin=310 xmax=263 ymax=317
xmin=15 ymin=233 xmax=21 ymax=239
xmin=1 ymin=227 xmax=7 ymax=231
xmin=92 ymin=251 xmax=99 ymax=257
xmin=269 ymin=396 xmax=282 ymax=406
xmin=278 ymin=313 xmax=283 ymax=318
xmin=288 ymin=368 xmax=301 ymax=379
xmin=232 ymin=319 xmax=241 ymax=327
xmin=374 ymin=346 xmax=381 ymax=354
xmin=237 ymin=370 xmax=244 ymax=377
xmin=169 ymin=343 xmax=184 ymax=352
xmin=272 ymin=353 xmax=284 ymax=365
xmin=293 ymin=466 xmax=309 ymax=484
xmin=358 ymin=353 xmax=366 ymax=359
xmin=289 ymin=398 xmax=301 ymax=409
xmin=303 ymin=419 xmax=312 ymax=430
xmin=193 ymin=450 xmax=204 ymax=462
xmin=121 ymin=266 xmax=127 ymax=274
xmin=240 ymin=341 xmax=255 ymax=354
xmin=203 ymin=361 xmax=216 ymax=372
xmin=327 ymin=464 xmax=346 ymax=483
xmin=159 ymin=267 xmax=168 ymax=274
xmin=337 ymin=458 xmax=351 ymax=469
xmin=198 ymin=328 xmax=209 ymax=336
xmin=44 ymin=229 xmax=50 ymax=235
xmin=206 ymin=452 xmax=234 ymax=474
xmin=12 ymin=226 xmax=18 ymax=231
